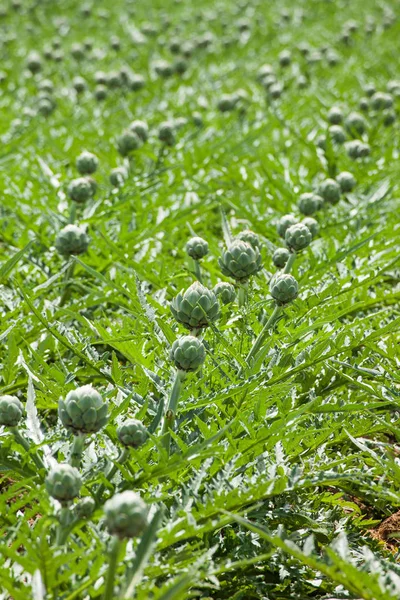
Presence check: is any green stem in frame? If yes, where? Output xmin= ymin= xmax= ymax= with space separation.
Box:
xmin=59 ymin=261 xmax=76 ymax=307
xmin=103 ymin=536 xmax=123 ymax=600
xmin=238 ymin=282 xmax=248 ymax=308
xmin=70 ymin=433 xmax=85 ymax=468
xmin=193 ymin=260 xmax=202 ymax=283
xmin=284 ymin=252 xmax=296 ymax=274
xmin=56 ymin=505 xmax=72 ymax=545
xmin=68 ymin=202 xmax=77 ymax=224
xmin=161 ymin=370 xmax=184 ymax=456
xmin=95 ymin=448 xmax=129 ymax=503
xmin=244 ymin=304 xmax=282 ymax=372
xmin=10 ymin=427 xmax=46 ymax=471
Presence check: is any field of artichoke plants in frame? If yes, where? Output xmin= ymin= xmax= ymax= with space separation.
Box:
xmin=1 ymin=0 xmax=400 ymax=598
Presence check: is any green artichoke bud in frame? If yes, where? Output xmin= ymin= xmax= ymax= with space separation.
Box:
xmin=129 ymin=120 xmax=149 ymax=142
xmin=359 ymin=97 xmax=369 ymax=112
xmin=272 ymin=247 xmax=290 ymax=269
xmin=270 ymin=274 xmax=299 ymax=305
xmin=298 ymin=193 xmax=322 ymax=216
xmin=55 ymin=224 xmax=89 ymax=257
xmin=170 ymin=335 xmax=206 ymax=371
xmin=158 ymin=121 xmax=175 ymax=146
xmin=279 ymin=49 xmax=291 ymax=67
xmin=170 ymin=282 xmax=220 ymax=330
xmin=217 ymin=94 xmax=236 ymax=112
xmin=76 ymin=151 xmax=98 ymax=175
xmin=130 ymin=74 xmax=145 ymax=91
xmin=276 ymin=214 xmax=298 ymax=238
xmin=236 ymin=229 xmax=261 ymax=250
xmin=383 ymin=109 xmax=396 ymax=127
xmin=27 ymin=51 xmax=42 ymax=73
xmin=329 ymin=125 xmax=347 ymax=144
xmin=45 ymin=463 xmax=82 ymax=504
xmin=186 ymin=236 xmax=209 ymax=260
xmin=218 ymin=240 xmax=262 ymax=282
xmin=75 ymin=496 xmax=96 ymax=519
xmin=318 ymin=178 xmax=341 ymax=205
xmin=370 ymin=92 xmax=393 ymax=110
xmin=345 ymin=139 xmax=364 ymax=159
xmin=0 ymin=395 xmax=24 ymax=427
xmin=328 ymin=106 xmax=343 ymax=124
xmin=302 ymin=217 xmax=319 ymax=238
xmin=58 ymin=385 xmax=108 ymax=434
xmin=117 ymin=130 xmax=142 ymax=156
xmin=269 ymin=82 xmax=283 ymax=99
xmin=345 ymin=111 xmax=367 ymax=135
xmin=73 ymin=76 xmax=87 ymax=94
xmin=94 ymin=85 xmax=107 ymax=101
xmin=364 ymin=83 xmax=376 ymax=97
xmin=117 ymin=419 xmax=148 ymax=448
xmin=285 ymin=223 xmax=312 ymax=252
xmin=154 ymin=60 xmax=173 ymax=78
xmin=337 ymin=171 xmax=356 ymax=193
xmin=67 ymin=177 xmax=93 ymax=203
xmin=110 ymin=167 xmax=128 ymax=187
xmin=104 ymin=490 xmax=148 ymax=539
xmin=213 ymin=281 xmax=236 ymax=305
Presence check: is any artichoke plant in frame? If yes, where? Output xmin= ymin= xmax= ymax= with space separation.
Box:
xmin=55 ymin=224 xmax=89 ymax=257
xmin=218 ymin=240 xmax=262 ymax=282
xmin=270 ymin=274 xmax=299 ymax=305
xmin=104 ymin=491 xmax=148 ymax=539
xmin=170 ymin=282 xmax=220 ymax=330
xmin=0 ymin=395 xmax=24 ymax=427
xmin=272 ymin=247 xmax=290 ymax=269
xmin=45 ymin=464 xmax=82 ymax=504
xmin=186 ymin=236 xmax=209 ymax=260
xmin=117 ymin=130 xmax=142 ymax=155
xmin=213 ymin=281 xmax=236 ymax=305
xmin=58 ymin=385 xmax=108 ymax=435
xmin=298 ymin=193 xmax=323 ymax=216
xmin=170 ymin=335 xmax=206 ymax=371
xmin=117 ymin=419 xmax=148 ymax=448
xmin=337 ymin=171 xmax=356 ymax=192
xmin=285 ymin=223 xmax=312 ymax=252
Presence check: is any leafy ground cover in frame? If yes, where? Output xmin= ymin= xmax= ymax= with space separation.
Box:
xmin=1 ymin=0 xmax=400 ymax=598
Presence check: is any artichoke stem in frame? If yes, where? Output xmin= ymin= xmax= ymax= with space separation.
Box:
xmin=244 ymin=305 xmax=282 ymax=373
xmin=283 ymin=252 xmax=296 ymax=274
xmin=70 ymin=433 xmax=85 ymax=468
xmin=103 ymin=536 xmax=123 ymax=600
xmin=56 ymin=505 xmax=73 ymax=545
xmin=238 ymin=282 xmax=248 ymax=307
xmin=68 ymin=202 xmax=76 ymax=224
xmin=10 ymin=427 xmax=45 ymax=471
xmin=193 ymin=259 xmax=202 ymax=283
xmin=59 ymin=261 xmax=76 ymax=307
xmin=161 ymin=370 xmax=184 ymax=456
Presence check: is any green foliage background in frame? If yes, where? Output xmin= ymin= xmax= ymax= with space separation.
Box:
xmin=0 ymin=0 xmax=400 ymax=598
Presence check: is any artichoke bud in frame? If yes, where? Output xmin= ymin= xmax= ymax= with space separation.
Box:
xmin=58 ymin=385 xmax=108 ymax=435
xmin=218 ymin=240 xmax=262 ymax=282
xmin=76 ymin=151 xmax=98 ymax=175
xmin=318 ymin=178 xmax=341 ymax=205
xmin=213 ymin=281 xmax=236 ymax=305
xmin=117 ymin=419 xmax=148 ymax=448
xmin=302 ymin=218 xmax=319 ymax=239
xmin=74 ymin=496 xmax=96 ymax=519
xmin=276 ymin=214 xmax=298 ymax=238
xmin=298 ymin=193 xmax=323 ymax=216
xmin=285 ymin=223 xmax=312 ymax=252
xmin=337 ymin=171 xmax=356 ymax=193
xmin=104 ymin=491 xmax=148 ymax=539
xmin=67 ymin=177 xmax=93 ymax=203
xmin=186 ymin=236 xmax=209 ymax=260
xmin=235 ymin=229 xmax=261 ymax=250
xmin=117 ymin=129 xmax=142 ymax=156
xmin=158 ymin=121 xmax=175 ymax=145
xmin=169 ymin=335 xmax=206 ymax=371
xmin=170 ymin=282 xmax=220 ymax=330
xmin=270 ymin=273 xmax=299 ymax=305
xmin=129 ymin=120 xmax=149 ymax=142
xmin=45 ymin=463 xmax=82 ymax=504
xmin=272 ymin=247 xmax=290 ymax=269
xmin=55 ymin=224 xmax=89 ymax=257
xmin=0 ymin=395 xmax=24 ymax=427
